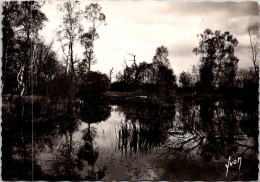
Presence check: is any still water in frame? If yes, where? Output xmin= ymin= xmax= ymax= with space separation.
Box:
xmin=2 ymin=96 xmax=258 ymax=180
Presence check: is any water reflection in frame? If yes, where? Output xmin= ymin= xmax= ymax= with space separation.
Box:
xmin=2 ymin=97 xmax=110 ymax=180
xmin=116 ymin=100 xmax=175 ymax=156
xmin=2 ymin=97 xmax=34 ymax=180
xmin=161 ymin=98 xmax=258 ymax=180
xmin=80 ymin=97 xmax=111 ymax=125
xmin=2 ymin=96 xmax=258 ymax=180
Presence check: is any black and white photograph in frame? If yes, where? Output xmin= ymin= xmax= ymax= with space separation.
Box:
xmin=1 ymin=0 xmax=259 ymax=181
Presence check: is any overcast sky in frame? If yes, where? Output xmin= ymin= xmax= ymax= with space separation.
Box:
xmin=40 ymin=0 xmax=259 ymax=78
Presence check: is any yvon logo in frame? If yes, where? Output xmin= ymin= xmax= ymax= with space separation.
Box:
xmin=225 ymin=156 xmax=242 ymax=177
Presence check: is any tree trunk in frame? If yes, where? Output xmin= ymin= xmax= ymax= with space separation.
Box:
xmin=70 ymin=42 xmax=74 ymax=74
xmin=17 ymin=64 xmax=25 ymax=96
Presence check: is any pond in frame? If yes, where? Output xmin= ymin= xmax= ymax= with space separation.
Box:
xmin=2 ymin=96 xmax=258 ymax=180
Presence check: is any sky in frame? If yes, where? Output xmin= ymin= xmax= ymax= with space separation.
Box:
xmin=40 ymin=0 xmax=260 ymax=79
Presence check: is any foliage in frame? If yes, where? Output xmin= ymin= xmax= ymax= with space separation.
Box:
xmin=114 ymin=46 xmax=176 ymax=96
xmin=152 ymin=45 xmax=170 ymax=67
xmin=111 ymin=81 xmax=134 ymax=92
xmin=235 ymin=67 xmax=258 ymax=88
xmin=80 ymin=3 xmax=106 ymax=72
xmin=77 ymin=70 xmax=109 ymax=97
xmin=179 ymin=71 xmax=193 ymax=88
xmin=48 ymin=72 xmax=76 ymax=101
xmin=2 ymin=2 xmax=257 ymax=100
xmin=57 ymin=1 xmax=83 ymax=74
xmin=2 ymin=1 xmax=48 ymax=96
xmin=193 ymin=29 xmax=239 ymax=91
xmin=234 ymin=67 xmax=258 ymax=99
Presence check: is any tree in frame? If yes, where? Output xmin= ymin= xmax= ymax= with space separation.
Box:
xmin=2 ymin=1 xmax=19 ymax=93
xmin=235 ymin=67 xmax=258 ymax=88
xmin=127 ymin=52 xmax=141 ymax=88
xmin=179 ymin=71 xmax=192 ymax=88
xmin=2 ymin=1 xmax=47 ymax=96
xmin=31 ymin=39 xmax=62 ymax=95
xmin=57 ymin=1 xmax=83 ymax=75
xmin=114 ymin=46 xmax=176 ymax=94
xmin=120 ymin=59 xmax=135 ymax=86
xmin=191 ymin=65 xmax=199 ymax=84
xmin=193 ymin=29 xmax=239 ymax=91
xmin=77 ymin=71 xmax=109 ymax=97
xmin=19 ymin=2 xmax=47 ymax=95
xmin=152 ymin=46 xmax=176 ymax=95
xmin=80 ymin=3 xmax=106 ymax=72
xmin=137 ymin=62 xmax=154 ymax=85
xmin=109 ymin=67 xmax=113 ymax=90
xmin=247 ymin=24 xmax=259 ymax=78
xmin=156 ymin=65 xmax=176 ymax=96
xmin=152 ymin=46 xmax=170 ymax=68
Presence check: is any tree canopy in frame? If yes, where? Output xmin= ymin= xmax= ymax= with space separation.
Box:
xmin=193 ymin=29 xmax=239 ymax=90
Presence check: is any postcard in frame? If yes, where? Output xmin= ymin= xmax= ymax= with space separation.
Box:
xmin=1 ymin=0 xmax=259 ymax=181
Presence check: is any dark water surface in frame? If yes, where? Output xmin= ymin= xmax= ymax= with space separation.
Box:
xmin=2 ymin=96 xmax=258 ymax=180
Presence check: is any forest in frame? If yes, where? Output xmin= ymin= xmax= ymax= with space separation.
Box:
xmin=2 ymin=1 xmax=259 ymax=181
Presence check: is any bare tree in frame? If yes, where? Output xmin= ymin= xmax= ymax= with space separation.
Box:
xmin=247 ymin=24 xmax=259 ymax=77
xmin=127 ymin=52 xmax=140 ymax=87
xmin=127 ymin=52 xmax=137 ymax=68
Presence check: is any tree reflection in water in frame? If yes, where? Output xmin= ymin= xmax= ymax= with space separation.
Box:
xmin=159 ymin=97 xmax=258 ymax=180
xmin=43 ymin=98 xmax=109 ymax=180
xmin=2 ymin=97 xmax=35 ymax=180
xmin=2 ymin=96 xmax=258 ymax=180
xmin=2 ymin=97 xmax=109 ymax=180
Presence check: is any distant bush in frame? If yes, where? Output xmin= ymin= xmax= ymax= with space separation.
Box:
xmin=110 ymin=81 xmax=134 ymax=92
xmin=48 ymin=72 xmax=76 ymax=100
xmin=77 ymin=71 xmax=109 ymax=97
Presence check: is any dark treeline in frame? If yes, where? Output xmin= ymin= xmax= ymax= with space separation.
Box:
xmin=2 ymin=2 xmax=109 ymax=179
xmin=112 ymin=29 xmax=258 ymax=101
xmin=2 ymin=1 xmax=258 ymax=102
xmin=112 ymin=46 xmax=177 ymax=97
xmin=178 ymin=29 xmax=258 ymax=100
xmin=2 ymin=1 xmax=109 ymax=100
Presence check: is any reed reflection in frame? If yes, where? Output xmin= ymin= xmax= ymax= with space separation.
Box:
xmin=116 ymin=100 xmax=176 ymax=156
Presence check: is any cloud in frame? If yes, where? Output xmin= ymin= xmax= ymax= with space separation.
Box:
xmin=40 ymin=1 xmax=259 ymax=77
xmin=153 ymin=1 xmax=258 ymax=18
